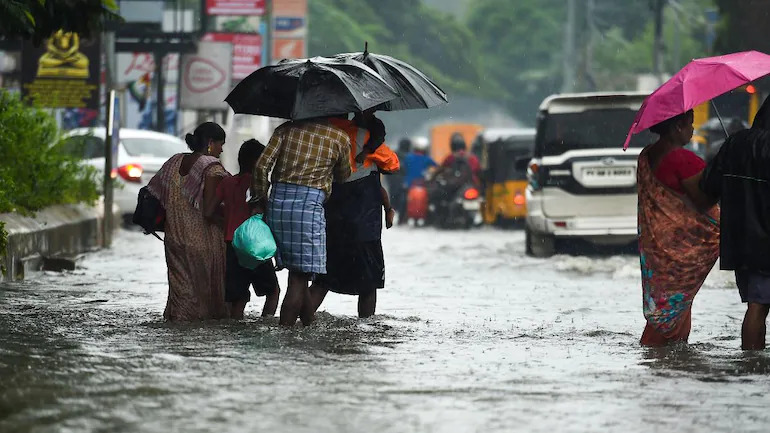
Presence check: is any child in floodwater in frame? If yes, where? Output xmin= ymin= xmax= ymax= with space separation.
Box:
xmin=216 ymin=139 xmax=280 ymax=319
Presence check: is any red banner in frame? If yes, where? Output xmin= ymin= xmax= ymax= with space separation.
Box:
xmin=206 ymin=0 xmax=265 ymax=16
xmin=202 ymin=33 xmax=262 ymax=80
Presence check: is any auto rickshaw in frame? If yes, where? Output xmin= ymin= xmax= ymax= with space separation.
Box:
xmin=473 ymin=128 xmax=536 ymax=226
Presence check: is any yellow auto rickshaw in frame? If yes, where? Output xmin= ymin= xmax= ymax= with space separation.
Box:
xmin=474 ymin=128 xmax=536 ymax=225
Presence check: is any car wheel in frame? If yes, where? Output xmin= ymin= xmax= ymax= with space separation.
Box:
xmin=525 ymin=227 xmax=556 ymax=258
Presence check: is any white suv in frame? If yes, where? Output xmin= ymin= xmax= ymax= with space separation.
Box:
xmin=524 ymin=92 xmax=654 ymax=257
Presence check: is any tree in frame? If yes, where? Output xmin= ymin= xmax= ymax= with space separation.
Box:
xmin=591 ymin=0 xmax=712 ymax=90
xmin=467 ymin=0 xmax=565 ymax=122
xmin=0 ymin=0 xmax=121 ymax=45
xmin=715 ymin=0 xmax=770 ymax=54
xmin=308 ymin=0 xmax=494 ymax=100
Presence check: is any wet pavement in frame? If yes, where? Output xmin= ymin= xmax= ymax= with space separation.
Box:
xmin=1 ymin=227 xmax=769 ymax=432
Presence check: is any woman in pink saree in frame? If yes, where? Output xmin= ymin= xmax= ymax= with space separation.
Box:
xmin=637 ymin=110 xmax=720 ymax=346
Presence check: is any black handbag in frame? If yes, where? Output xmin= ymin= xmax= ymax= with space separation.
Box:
xmin=132 ymin=186 xmax=165 ymax=241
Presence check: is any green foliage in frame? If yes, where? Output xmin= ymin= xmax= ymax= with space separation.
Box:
xmin=0 ymin=89 xmax=99 ymax=216
xmin=592 ymin=2 xmax=712 ymax=90
xmin=467 ymin=0 xmax=565 ymax=122
xmin=308 ymin=0 xmax=496 ymax=100
xmin=0 ymin=0 xmax=122 ymax=45
xmin=308 ymin=0 xmax=715 ymax=123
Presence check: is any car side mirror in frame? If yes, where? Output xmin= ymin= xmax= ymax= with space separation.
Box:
xmin=515 ymin=157 xmax=531 ymax=172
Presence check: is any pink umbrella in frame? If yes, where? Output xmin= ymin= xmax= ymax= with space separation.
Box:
xmin=623 ymin=50 xmax=770 ymax=149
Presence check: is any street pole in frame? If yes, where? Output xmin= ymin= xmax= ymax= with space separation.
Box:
xmin=103 ymin=31 xmax=116 ymax=248
xmin=155 ymin=51 xmax=166 ymax=133
xmin=653 ymin=0 xmax=665 ymax=84
xmin=562 ymin=0 xmax=577 ymax=93
xmin=265 ymin=0 xmax=272 ymax=65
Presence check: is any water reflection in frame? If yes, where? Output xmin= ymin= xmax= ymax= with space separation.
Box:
xmin=641 ymin=343 xmax=770 ymax=379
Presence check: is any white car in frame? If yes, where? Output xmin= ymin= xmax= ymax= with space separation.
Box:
xmin=524 ymin=92 xmax=655 ymax=257
xmin=62 ymin=128 xmax=188 ymax=220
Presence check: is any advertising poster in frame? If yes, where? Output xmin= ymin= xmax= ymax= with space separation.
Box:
xmin=117 ymin=53 xmax=179 ymax=134
xmin=180 ymin=41 xmax=233 ymax=109
xmin=272 ymin=0 xmax=307 ymax=60
xmin=273 ymin=16 xmax=306 ymax=39
xmin=21 ymin=31 xmax=101 ymax=109
xmin=273 ymin=38 xmax=305 ymax=61
xmin=206 ymin=0 xmax=265 ymax=16
xmin=213 ymin=15 xmax=263 ymax=33
xmin=203 ymin=33 xmax=262 ymax=80
xmin=272 ymin=0 xmax=307 ymax=16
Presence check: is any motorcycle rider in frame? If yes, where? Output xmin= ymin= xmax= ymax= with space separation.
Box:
xmin=426 ymin=133 xmax=482 ymax=227
xmin=433 ymin=133 xmax=481 ymax=189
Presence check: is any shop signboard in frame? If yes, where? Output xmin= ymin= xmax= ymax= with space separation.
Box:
xmin=21 ymin=31 xmax=101 ymax=109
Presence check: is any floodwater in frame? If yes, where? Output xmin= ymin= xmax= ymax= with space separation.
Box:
xmin=1 ymin=227 xmax=769 ymax=432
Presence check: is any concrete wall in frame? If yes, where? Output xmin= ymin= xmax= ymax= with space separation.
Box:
xmin=0 ymin=200 xmax=119 ymax=282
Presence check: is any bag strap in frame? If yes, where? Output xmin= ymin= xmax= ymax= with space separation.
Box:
xmin=149 ymin=231 xmax=164 ymax=242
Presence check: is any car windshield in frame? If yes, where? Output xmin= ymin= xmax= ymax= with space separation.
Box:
xmin=122 ymin=137 xmax=186 ymax=158
xmin=539 ymin=108 xmax=655 ymax=156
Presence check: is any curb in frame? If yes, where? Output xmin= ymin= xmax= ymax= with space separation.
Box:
xmin=0 ymin=199 xmax=120 ymax=282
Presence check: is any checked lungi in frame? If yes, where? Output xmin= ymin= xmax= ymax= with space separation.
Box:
xmin=267 ymin=182 xmax=327 ymax=275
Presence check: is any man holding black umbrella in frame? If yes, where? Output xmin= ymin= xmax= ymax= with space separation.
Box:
xmin=251 ymin=118 xmax=352 ymax=327
xmin=699 ymin=96 xmax=770 ymax=350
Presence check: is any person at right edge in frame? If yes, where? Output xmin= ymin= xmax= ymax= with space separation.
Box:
xmin=699 ymin=96 xmax=770 ymax=350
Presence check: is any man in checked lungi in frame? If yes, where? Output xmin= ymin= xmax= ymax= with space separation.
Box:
xmin=251 ymin=117 xmax=352 ymax=326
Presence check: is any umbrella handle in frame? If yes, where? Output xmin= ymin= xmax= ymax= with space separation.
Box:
xmin=710 ymin=99 xmax=730 ymax=138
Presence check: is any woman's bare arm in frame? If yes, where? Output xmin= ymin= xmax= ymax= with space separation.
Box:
xmin=681 ymin=171 xmax=719 ymax=213
xmin=203 ymin=174 xmax=224 ymax=223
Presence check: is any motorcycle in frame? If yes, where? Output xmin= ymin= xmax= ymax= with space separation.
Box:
xmin=426 ymin=168 xmax=482 ymax=229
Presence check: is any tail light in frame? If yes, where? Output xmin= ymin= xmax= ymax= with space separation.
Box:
xmin=463 ymin=187 xmax=480 ymax=200
xmin=513 ymin=192 xmax=526 ymax=206
xmin=110 ymin=168 xmax=118 ymax=179
xmin=117 ymin=163 xmax=143 ymax=183
xmin=527 ymin=162 xmax=541 ymax=191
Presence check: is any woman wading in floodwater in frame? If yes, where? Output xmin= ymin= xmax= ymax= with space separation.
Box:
xmin=147 ymin=122 xmax=230 ymax=321
xmin=636 ymin=110 xmax=719 ymax=346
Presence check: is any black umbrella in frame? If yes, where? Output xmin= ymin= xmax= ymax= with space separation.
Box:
xmin=225 ymin=56 xmax=399 ymax=120
xmin=335 ymin=45 xmax=448 ymax=111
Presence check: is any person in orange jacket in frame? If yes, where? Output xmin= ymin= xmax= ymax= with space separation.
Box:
xmin=310 ymin=110 xmax=400 ymax=318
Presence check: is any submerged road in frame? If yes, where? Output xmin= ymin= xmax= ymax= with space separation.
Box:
xmin=1 ymin=227 xmax=768 ymax=432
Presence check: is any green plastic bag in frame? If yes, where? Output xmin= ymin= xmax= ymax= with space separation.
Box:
xmin=232 ymin=214 xmax=277 ymax=269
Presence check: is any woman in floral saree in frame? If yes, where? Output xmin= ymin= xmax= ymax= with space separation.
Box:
xmin=637 ymin=110 xmax=720 ymax=346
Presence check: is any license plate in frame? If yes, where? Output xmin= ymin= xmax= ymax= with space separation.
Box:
xmin=582 ymin=167 xmax=634 ymax=179
xmin=462 ymin=201 xmax=481 ymax=210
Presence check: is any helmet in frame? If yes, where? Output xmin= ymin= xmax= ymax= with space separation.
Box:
xmin=413 ymin=136 xmax=430 ymax=151
xmin=398 ymin=137 xmax=412 ymax=153
xmin=450 ymin=133 xmax=466 ymax=152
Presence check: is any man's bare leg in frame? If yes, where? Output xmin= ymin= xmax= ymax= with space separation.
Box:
xmin=280 ymin=272 xmax=309 ymax=326
xmin=262 ymin=286 xmax=280 ymax=317
xmin=309 ymin=284 xmax=329 ymax=312
xmin=358 ymin=290 xmax=377 ymax=318
xmin=742 ymin=303 xmax=770 ymax=350
xmin=230 ymin=301 xmax=247 ymax=320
